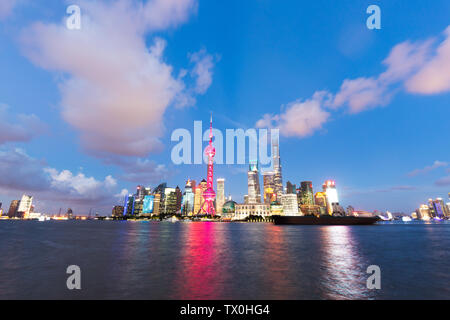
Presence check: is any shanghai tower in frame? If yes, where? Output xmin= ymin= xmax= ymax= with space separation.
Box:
xmin=272 ymin=135 xmax=283 ymax=199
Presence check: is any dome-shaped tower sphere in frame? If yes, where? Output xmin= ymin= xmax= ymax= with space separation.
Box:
xmin=204 ymin=145 xmax=216 ymax=157
xmin=203 ymin=187 xmax=216 ymax=200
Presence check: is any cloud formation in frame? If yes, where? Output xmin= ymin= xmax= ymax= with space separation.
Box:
xmin=256 ymin=91 xmax=331 ymax=137
xmin=0 ymin=148 xmax=119 ymax=211
xmin=0 ymin=104 xmax=46 ymax=145
xmin=257 ymin=26 xmax=450 ymax=138
xmin=0 ymin=0 xmax=17 ymax=20
xmin=20 ymin=0 xmax=213 ymax=159
xmin=435 ymin=175 xmax=450 ymax=187
xmin=407 ymin=160 xmax=448 ymax=177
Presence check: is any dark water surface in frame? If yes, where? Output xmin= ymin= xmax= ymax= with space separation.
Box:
xmin=0 ymin=220 xmax=449 ymax=300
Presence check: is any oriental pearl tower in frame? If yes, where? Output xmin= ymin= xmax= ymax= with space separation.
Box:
xmin=200 ymin=114 xmax=216 ymax=216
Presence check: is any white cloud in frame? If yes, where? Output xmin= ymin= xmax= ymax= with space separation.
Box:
xmin=20 ymin=0 xmax=208 ymax=159
xmin=0 ymin=148 xmax=120 ymax=211
xmin=435 ymin=175 xmax=450 ymax=187
xmin=189 ymin=49 xmax=217 ymax=94
xmin=262 ymin=26 xmax=450 ymax=138
xmin=406 ymin=26 xmax=450 ymax=94
xmin=0 ymin=104 xmax=46 ymax=145
xmin=0 ymin=0 xmax=17 ymax=20
xmin=407 ymin=160 xmax=448 ymax=177
xmin=256 ymin=91 xmax=331 ymax=138
xmin=44 ymin=168 xmax=117 ymax=199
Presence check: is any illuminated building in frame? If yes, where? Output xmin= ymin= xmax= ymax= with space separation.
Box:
xmin=67 ymin=208 xmax=74 ymax=220
xmin=263 ymin=171 xmax=275 ymax=204
xmin=417 ymin=205 xmax=432 ymax=221
xmin=163 ymin=188 xmax=177 ymax=215
xmin=199 ymin=114 xmax=217 ymax=215
xmin=270 ymin=201 xmax=283 ymax=215
xmin=315 ymin=192 xmax=328 ymax=215
xmin=281 ymin=194 xmax=299 ymax=215
xmin=194 ymin=179 xmax=207 ymax=214
xmin=432 ymin=198 xmax=447 ymax=218
xmin=323 ymin=180 xmax=339 ymax=214
xmin=182 ymin=180 xmax=195 ymax=215
xmin=299 ymin=181 xmax=314 ymax=205
xmin=247 ymin=161 xmax=261 ymax=203
xmin=112 ymin=206 xmax=124 ymax=217
xmin=8 ymin=200 xmax=20 ymax=218
xmin=272 ymin=136 xmax=283 ymax=198
xmin=216 ymin=178 xmax=225 ymax=214
xmin=427 ymin=199 xmax=436 ymax=217
xmin=243 ymin=195 xmax=249 ymax=204
xmin=142 ymin=195 xmax=155 ymax=215
xmin=153 ymin=194 xmax=161 ymax=216
xmin=175 ymin=186 xmax=182 ymax=213
xmin=234 ymin=203 xmax=270 ymax=220
xmin=222 ymin=199 xmax=237 ymax=219
xmin=17 ymin=195 xmax=33 ymax=219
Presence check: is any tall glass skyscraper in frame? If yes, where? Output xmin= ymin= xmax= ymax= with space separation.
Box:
xmin=272 ymin=135 xmax=283 ymax=198
xmin=216 ymin=178 xmax=225 ymax=214
xmin=182 ymin=180 xmax=195 ymax=215
xmin=247 ymin=161 xmax=261 ymax=203
xmin=299 ymin=181 xmax=314 ymax=205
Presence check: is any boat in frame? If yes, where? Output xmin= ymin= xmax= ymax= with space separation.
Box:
xmin=401 ymin=216 xmax=412 ymax=222
xmin=273 ymin=215 xmax=380 ymax=225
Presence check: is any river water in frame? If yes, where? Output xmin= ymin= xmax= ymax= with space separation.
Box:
xmin=0 ymin=220 xmax=448 ymax=299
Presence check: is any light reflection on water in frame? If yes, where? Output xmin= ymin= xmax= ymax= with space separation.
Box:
xmin=0 ymin=220 xmax=449 ymax=299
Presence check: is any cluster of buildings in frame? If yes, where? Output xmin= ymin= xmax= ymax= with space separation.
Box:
xmin=0 ymin=195 xmax=77 ymax=220
xmin=414 ymin=195 xmax=450 ymax=220
xmin=114 ymin=135 xmax=347 ymax=221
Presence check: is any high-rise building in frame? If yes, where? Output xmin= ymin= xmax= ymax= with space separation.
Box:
xmin=272 ymin=136 xmax=283 ymax=198
xmin=315 ymin=192 xmax=328 ymax=215
xmin=67 ymin=208 xmax=74 ymax=219
xmin=17 ymin=195 xmax=33 ymax=219
xmin=194 ymin=179 xmax=207 ymax=214
xmin=247 ymin=161 xmax=261 ymax=203
xmin=262 ymin=171 xmax=275 ymax=204
xmin=299 ymin=181 xmax=314 ymax=205
xmin=216 ymin=178 xmax=225 ymax=214
xmin=163 ymin=188 xmax=177 ymax=215
xmin=8 ymin=200 xmax=20 ymax=218
xmin=323 ymin=180 xmax=339 ymax=215
xmin=433 ymin=198 xmax=447 ymax=218
xmin=153 ymin=194 xmax=161 ymax=216
xmin=417 ymin=204 xmax=432 ymax=221
xmin=182 ymin=180 xmax=195 ymax=215
xmin=281 ymin=194 xmax=299 ymax=216
xmin=286 ymin=181 xmax=296 ymax=194
xmin=175 ymin=186 xmax=183 ymax=213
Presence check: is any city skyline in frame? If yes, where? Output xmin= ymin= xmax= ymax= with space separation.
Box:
xmin=1 ymin=1 xmax=450 ymax=214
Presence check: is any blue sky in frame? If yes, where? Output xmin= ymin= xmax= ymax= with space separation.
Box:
xmin=0 ymin=0 xmax=449 ymax=214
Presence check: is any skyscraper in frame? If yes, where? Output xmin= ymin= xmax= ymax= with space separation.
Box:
xmin=194 ymin=179 xmax=207 ymax=214
xmin=323 ymin=180 xmax=339 ymax=215
xmin=182 ymin=180 xmax=195 ymax=215
xmin=175 ymin=186 xmax=183 ymax=213
xmin=247 ymin=161 xmax=261 ymax=204
xmin=216 ymin=178 xmax=225 ymax=214
xmin=263 ymin=171 xmax=275 ymax=204
xmin=17 ymin=195 xmax=33 ymax=219
xmin=8 ymin=200 xmax=20 ymax=218
xmin=286 ymin=181 xmax=296 ymax=194
xmin=272 ymin=135 xmax=283 ymax=198
xmin=299 ymin=181 xmax=314 ymax=205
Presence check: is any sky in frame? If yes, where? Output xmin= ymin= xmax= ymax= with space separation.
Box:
xmin=0 ymin=0 xmax=449 ymax=215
